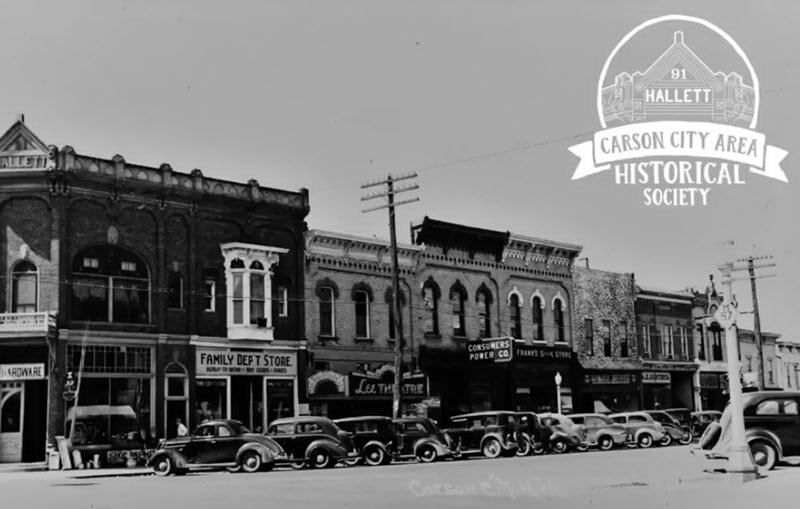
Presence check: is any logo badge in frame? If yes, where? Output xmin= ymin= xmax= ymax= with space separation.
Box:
xmin=570 ymin=15 xmax=788 ymax=207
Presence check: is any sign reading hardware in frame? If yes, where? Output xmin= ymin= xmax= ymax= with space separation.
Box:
xmin=196 ymin=350 xmax=297 ymax=376
xmin=467 ymin=338 xmax=513 ymax=362
xmin=0 ymin=363 xmax=45 ymax=380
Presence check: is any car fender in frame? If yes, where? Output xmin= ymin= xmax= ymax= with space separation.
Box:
xmin=634 ymin=428 xmax=656 ymax=441
xmin=305 ymin=438 xmax=347 ymax=459
xmin=746 ymin=429 xmax=784 ymax=458
xmin=236 ymin=442 xmax=276 ymax=465
xmin=361 ymin=440 xmax=390 ymax=455
xmin=148 ymin=448 xmax=189 ymax=469
xmin=480 ymin=432 xmax=511 ymax=450
xmin=412 ymin=437 xmax=450 ymax=457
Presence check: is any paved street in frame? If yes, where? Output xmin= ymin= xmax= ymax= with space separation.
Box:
xmin=1 ymin=446 xmax=797 ymax=508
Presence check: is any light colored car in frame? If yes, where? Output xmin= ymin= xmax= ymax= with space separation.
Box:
xmin=608 ymin=412 xmax=665 ymax=448
xmin=569 ymin=413 xmax=631 ymax=450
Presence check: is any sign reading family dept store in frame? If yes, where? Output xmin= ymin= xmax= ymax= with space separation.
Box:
xmin=569 ymin=15 xmax=788 ymax=207
xmin=196 ymin=350 xmax=296 ymax=377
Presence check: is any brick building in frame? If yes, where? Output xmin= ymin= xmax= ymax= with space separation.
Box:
xmin=691 ymin=277 xmax=729 ymax=411
xmin=411 ymin=217 xmax=582 ymax=420
xmin=738 ymin=329 xmax=781 ymax=389
xmin=304 ymin=230 xmax=425 ymax=418
xmin=0 ymin=119 xmax=309 ymax=465
xmin=635 ymin=286 xmax=698 ymax=409
xmin=572 ymin=265 xmax=640 ymax=413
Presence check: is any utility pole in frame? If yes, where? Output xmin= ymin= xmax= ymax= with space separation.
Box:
xmin=738 ymin=255 xmax=775 ymax=388
xmin=361 ymin=173 xmax=419 ymax=418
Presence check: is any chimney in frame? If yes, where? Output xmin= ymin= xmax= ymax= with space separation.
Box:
xmin=17 ymin=113 xmax=25 ymax=124
xmin=674 ymin=31 xmax=684 ymax=45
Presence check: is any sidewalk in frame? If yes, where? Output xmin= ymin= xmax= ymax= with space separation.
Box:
xmin=0 ymin=465 xmax=153 ymax=481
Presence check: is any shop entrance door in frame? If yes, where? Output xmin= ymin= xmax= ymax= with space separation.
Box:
xmin=231 ymin=377 xmax=264 ymax=432
xmin=0 ymin=382 xmax=24 ymax=463
xmin=265 ymin=378 xmax=296 ymax=425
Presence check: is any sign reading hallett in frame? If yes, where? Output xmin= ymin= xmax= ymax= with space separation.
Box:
xmin=196 ymin=349 xmax=297 ymax=376
xmin=569 ymin=15 xmax=788 ymax=207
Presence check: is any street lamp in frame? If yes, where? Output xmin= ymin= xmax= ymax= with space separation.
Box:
xmin=554 ymin=372 xmax=563 ymax=414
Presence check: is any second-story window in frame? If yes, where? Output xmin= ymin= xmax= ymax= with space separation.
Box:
xmin=11 ymin=261 xmax=38 ymax=313
xmin=249 ymin=261 xmax=266 ymax=325
xmin=711 ymin=327 xmax=723 ymax=361
xmin=640 ymin=325 xmax=651 ymax=357
xmin=354 ymin=290 xmax=370 ymax=338
xmin=602 ymin=320 xmax=612 ymax=357
xmin=167 ymin=266 xmax=183 ymax=310
xmin=277 ymin=287 xmax=288 ymax=317
xmin=422 ymin=279 xmax=440 ymax=336
xmin=532 ymin=297 xmax=544 ymax=341
xmin=697 ymin=324 xmax=706 ymax=360
xmin=319 ymin=287 xmax=335 ymax=337
xmin=449 ymin=283 xmax=466 ymax=337
xmin=584 ymin=318 xmax=594 ymax=356
xmin=476 ymin=286 xmax=492 ymax=338
xmin=767 ymin=358 xmax=774 ymax=385
xmin=619 ymin=321 xmax=628 ymax=357
xmin=509 ymin=294 xmax=522 ymax=339
xmin=554 ymin=298 xmax=565 ymax=342
xmin=662 ymin=325 xmax=675 ymax=357
xmin=679 ymin=327 xmax=689 ymax=359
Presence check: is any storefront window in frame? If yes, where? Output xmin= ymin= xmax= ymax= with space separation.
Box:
xmin=266 ymin=379 xmax=295 ymax=424
xmin=196 ymin=378 xmax=228 ymax=423
xmin=11 ymin=261 xmax=38 ymax=313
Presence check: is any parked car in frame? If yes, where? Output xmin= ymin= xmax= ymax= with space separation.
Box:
xmin=444 ymin=411 xmax=519 ymax=459
xmin=514 ymin=412 xmax=552 ymax=455
xmin=569 ymin=413 xmax=630 ymax=450
xmin=690 ymin=410 xmax=722 ymax=437
xmin=148 ymin=419 xmax=286 ymax=476
xmin=333 ymin=416 xmax=452 ymax=465
xmin=663 ymin=407 xmax=692 ymax=428
xmin=266 ymin=416 xmax=357 ymax=468
xmin=700 ymin=391 xmax=800 ymax=472
xmin=537 ymin=413 xmax=587 ymax=453
xmin=609 ymin=412 xmax=665 ymax=448
xmin=645 ymin=410 xmax=693 ymax=446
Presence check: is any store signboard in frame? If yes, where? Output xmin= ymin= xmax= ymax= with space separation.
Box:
xmin=467 ymin=338 xmax=513 ymax=363
xmin=584 ymin=373 xmax=637 ymax=386
xmin=196 ymin=349 xmax=297 ymax=376
xmin=642 ymin=371 xmax=671 ymax=384
xmin=0 ymin=363 xmax=45 ymax=381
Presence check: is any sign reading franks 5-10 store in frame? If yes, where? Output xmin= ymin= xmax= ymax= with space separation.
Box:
xmin=196 ymin=349 xmax=297 ymax=377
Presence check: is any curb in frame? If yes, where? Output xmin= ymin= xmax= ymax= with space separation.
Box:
xmin=68 ymin=469 xmax=153 ymax=479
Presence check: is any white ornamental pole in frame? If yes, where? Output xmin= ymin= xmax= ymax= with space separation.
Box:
xmin=718 ymin=263 xmax=758 ymax=482
xmin=555 ymin=372 xmax=563 ymax=414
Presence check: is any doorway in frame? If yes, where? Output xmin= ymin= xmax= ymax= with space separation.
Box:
xmin=231 ymin=377 xmax=264 ymax=432
xmin=0 ymin=382 xmax=24 ymax=463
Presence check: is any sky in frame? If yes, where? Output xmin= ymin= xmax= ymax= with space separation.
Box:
xmin=1 ymin=1 xmax=797 ymax=339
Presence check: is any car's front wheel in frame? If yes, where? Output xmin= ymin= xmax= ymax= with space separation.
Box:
xmin=550 ymin=438 xmax=568 ymax=454
xmin=481 ymin=438 xmax=502 ymax=459
xmin=638 ymin=433 xmax=654 ymax=448
xmin=417 ymin=444 xmax=438 ymax=463
xmin=240 ymin=451 xmax=262 ymax=473
xmin=364 ymin=445 xmax=386 ymax=466
xmin=309 ymin=449 xmax=332 ymax=469
xmin=660 ymin=433 xmax=673 ymax=447
xmin=516 ymin=438 xmax=531 ymax=457
xmin=678 ymin=429 xmax=694 ymax=445
xmin=598 ymin=436 xmax=614 ymax=451
xmin=152 ymin=455 xmax=174 ymax=477
xmin=750 ymin=441 xmax=777 ymax=472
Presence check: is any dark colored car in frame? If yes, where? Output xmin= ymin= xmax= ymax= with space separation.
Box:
xmin=690 ymin=410 xmax=722 ymax=437
xmin=515 ymin=412 xmax=552 ymax=455
xmin=148 ymin=419 xmax=286 ymax=476
xmin=537 ymin=413 xmax=588 ymax=453
xmin=645 ymin=410 xmax=693 ymax=446
xmin=445 ymin=411 xmax=519 ymax=458
xmin=663 ymin=407 xmax=692 ymax=428
xmin=569 ymin=413 xmax=630 ymax=450
xmin=334 ymin=416 xmax=452 ymax=465
xmin=701 ymin=391 xmax=800 ymax=472
xmin=267 ymin=416 xmax=358 ymax=469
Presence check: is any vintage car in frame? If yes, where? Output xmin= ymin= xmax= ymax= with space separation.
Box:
xmin=700 ymin=391 xmax=800 ymax=472
xmin=645 ymin=410 xmax=693 ymax=446
xmin=147 ymin=419 xmax=286 ymax=476
xmin=266 ymin=416 xmax=357 ymax=469
xmin=569 ymin=413 xmax=630 ymax=450
xmin=663 ymin=407 xmax=692 ymax=428
xmin=444 ymin=411 xmax=519 ymax=458
xmin=514 ymin=412 xmax=552 ymax=455
xmin=537 ymin=413 xmax=588 ymax=453
xmin=609 ymin=412 xmax=665 ymax=448
xmin=690 ymin=410 xmax=722 ymax=437
xmin=334 ymin=416 xmax=452 ymax=465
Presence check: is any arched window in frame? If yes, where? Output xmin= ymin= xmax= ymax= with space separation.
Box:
xmin=354 ymin=290 xmax=370 ymax=338
xmin=554 ymin=298 xmax=565 ymax=342
xmin=230 ymin=258 xmax=246 ymax=324
xmin=532 ymin=296 xmax=544 ymax=341
xmin=422 ymin=278 xmax=440 ymax=336
xmin=71 ymin=246 xmax=150 ymax=323
xmin=449 ymin=282 xmax=467 ymax=337
xmin=11 ymin=261 xmax=38 ymax=313
xmin=509 ymin=294 xmax=521 ymax=339
xmin=476 ymin=285 xmax=492 ymax=338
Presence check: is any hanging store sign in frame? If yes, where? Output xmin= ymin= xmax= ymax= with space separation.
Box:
xmin=196 ymin=349 xmax=297 ymax=376
xmin=642 ymin=371 xmax=671 ymax=384
xmin=0 ymin=363 xmax=45 ymax=381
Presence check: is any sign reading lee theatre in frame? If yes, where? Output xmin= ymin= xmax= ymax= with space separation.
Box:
xmin=196 ymin=349 xmax=297 ymax=376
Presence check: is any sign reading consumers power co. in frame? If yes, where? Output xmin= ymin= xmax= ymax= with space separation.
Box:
xmin=196 ymin=350 xmax=297 ymax=376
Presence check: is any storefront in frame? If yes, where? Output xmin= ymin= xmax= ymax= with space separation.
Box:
xmin=194 ymin=348 xmax=299 ymax=433
xmin=580 ymin=371 xmax=641 ymax=413
xmin=0 ymin=358 xmax=48 ymax=463
xmin=698 ymin=372 xmax=728 ymax=411
xmin=640 ymin=362 xmax=697 ymax=410
xmin=306 ymin=364 xmax=429 ymax=419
